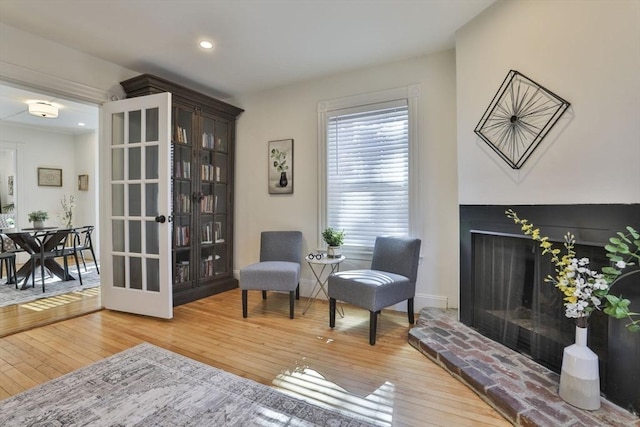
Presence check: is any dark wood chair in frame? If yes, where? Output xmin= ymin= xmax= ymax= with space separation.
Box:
xmin=73 ymin=225 xmax=99 ymax=274
xmin=31 ymin=229 xmax=83 ymax=292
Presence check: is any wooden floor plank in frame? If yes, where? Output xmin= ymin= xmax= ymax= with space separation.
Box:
xmin=0 ymin=288 xmax=511 ymax=426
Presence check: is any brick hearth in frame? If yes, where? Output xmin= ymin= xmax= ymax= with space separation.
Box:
xmin=408 ymin=308 xmax=640 ymax=427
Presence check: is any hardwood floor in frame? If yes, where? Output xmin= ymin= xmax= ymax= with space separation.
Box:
xmin=0 ymin=284 xmax=101 ymax=338
xmin=0 ymin=289 xmax=510 ymax=426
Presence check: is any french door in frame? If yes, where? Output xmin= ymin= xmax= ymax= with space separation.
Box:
xmin=100 ymin=93 xmax=173 ymax=318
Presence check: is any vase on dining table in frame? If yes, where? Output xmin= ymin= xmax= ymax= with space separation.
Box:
xmin=558 ymin=324 xmax=601 ymax=410
xmin=33 ymin=220 xmax=44 ymax=229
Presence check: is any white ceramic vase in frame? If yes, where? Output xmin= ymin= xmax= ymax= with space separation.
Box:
xmin=558 ymin=325 xmax=601 ymax=410
xmin=327 ymin=245 xmax=342 ymax=258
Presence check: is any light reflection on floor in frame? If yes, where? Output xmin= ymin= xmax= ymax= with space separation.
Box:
xmin=273 ymin=337 xmax=394 ymax=426
xmin=19 ymin=287 xmax=100 ymax=312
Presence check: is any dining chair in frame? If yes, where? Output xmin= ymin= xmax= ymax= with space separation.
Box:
xmin=0 ymin=234 xmax=20 ymax=285
xmin=0 ymin=247 xmax=17 ymax=286
xmin=73 ymin=225 xmax=100 ymax=274
xmin=31 ymin=229 xmax=83 ymax=292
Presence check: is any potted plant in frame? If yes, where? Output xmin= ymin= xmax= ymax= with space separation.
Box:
xmin=322 ymin=227 xmax=345 ymax=258
xmin=28 ymin=210 xmax=49 ymax=229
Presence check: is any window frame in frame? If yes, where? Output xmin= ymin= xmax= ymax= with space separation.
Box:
xmin=317 ymin=85 xmax=420 ymax=260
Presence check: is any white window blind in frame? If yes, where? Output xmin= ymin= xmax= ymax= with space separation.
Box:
xmin=326 ymin=99 xmax=409 ymax=251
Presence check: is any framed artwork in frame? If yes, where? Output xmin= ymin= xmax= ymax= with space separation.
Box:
xmin=474 ymin=70 xmax=570 ymax=169
xmin=37 ymin=167 xmax=63 ymax=187
xmin=268 ymin=139 xmax=293 ymax=194
xmin=78 ymin=174 xmax=89 ymax=191
xmin=7 ymin=176 xmax=13 ymax=195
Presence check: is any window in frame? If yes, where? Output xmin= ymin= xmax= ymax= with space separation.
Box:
xmin=318 ymin=86 xmax=419 ymax=258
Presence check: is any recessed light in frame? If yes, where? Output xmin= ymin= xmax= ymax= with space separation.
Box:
xmin=199 ymin=40 xmax=214 ymax=50
xmin=78 ymin=122 xmax=86 ymax=126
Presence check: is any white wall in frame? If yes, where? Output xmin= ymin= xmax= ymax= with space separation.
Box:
xmin=231 ymin=51 xmax=460 ymax=310
xmin=456 ymin=0 xmax=640 ymax=204
xmin=0 ymin=124 xmax=97 ymax=231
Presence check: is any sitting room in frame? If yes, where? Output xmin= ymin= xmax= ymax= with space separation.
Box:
xmin=0 ymin=1 xmax=638 ymax=426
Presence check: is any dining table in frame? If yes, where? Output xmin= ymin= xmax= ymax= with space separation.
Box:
xmin=1 ymin=227 xmax=75 ymax=290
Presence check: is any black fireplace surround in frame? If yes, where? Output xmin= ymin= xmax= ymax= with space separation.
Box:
xmin=460 ymin=204 xmax=640 ymax=414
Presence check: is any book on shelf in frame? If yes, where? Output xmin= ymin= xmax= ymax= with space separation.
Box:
xmin=202 ymin=132 xmax=215 ymax=149
xmin=174 ymin=225 xmax=191 ymax=246
xmin=175 ymin=194 xmax=191 ymax=213
xmin=201 ymin=222 xmax=213 ymax=244
xmin=201 ymin=194 xmax=215 ymax=213
xmin=175 ymin=260 xmax=190 ymax=283
xmin=174 ymin=126 xmax=189 ymax=144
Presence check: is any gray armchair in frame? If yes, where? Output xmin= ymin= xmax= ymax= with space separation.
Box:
xmin=328 ymin=236 xmax=421 ymax=345
xmin=239 ymin=231 xmax=303 ymax=319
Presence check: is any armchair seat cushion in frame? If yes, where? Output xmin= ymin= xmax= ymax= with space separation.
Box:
xmin=240 ymin=261 xmax=300 ymax=292
xmin=329 ymin=269 xmax=411 ymax=312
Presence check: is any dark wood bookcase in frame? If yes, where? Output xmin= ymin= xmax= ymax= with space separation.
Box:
xmin=121 ymin=74 xmax=244 ymax=306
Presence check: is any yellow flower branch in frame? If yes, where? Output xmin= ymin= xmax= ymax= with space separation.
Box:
xmin=506 ymin=209 xmax=640 ymax=332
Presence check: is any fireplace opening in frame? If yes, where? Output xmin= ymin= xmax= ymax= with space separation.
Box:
xmin=471 ymin=231 xmax=608 ymax=380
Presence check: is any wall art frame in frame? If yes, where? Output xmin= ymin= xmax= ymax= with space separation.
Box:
xmin=37 ymin=167 xmax=63 ymax=187
xmin=78 ymin=174 xmax=89 ymax=191
xmin=474 ymin=70 xmax=571 ymax=169
xmin=268 ymin=139 xmax=293 ymax=194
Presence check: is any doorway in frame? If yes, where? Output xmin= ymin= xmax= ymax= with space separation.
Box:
xmin=0 ymin=81 xmax=101 ymax=336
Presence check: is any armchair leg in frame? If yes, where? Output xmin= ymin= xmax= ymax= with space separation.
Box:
xmin=295 ymin=283 xmax=300 ymax=300
xmin=242 ymin=290 xmax=248 ymax=318
xmin=289 ymin=291 xmax=295 ymax=319
xmin=369 ymin=311 xmax=378 ymax=345
xmin=329 ymin=298 xmax=336 ymax=328
xmin=262 ymin=290 xmax=267 ymax=300
xmin=408 ymin=298 xmax=415 ymax=324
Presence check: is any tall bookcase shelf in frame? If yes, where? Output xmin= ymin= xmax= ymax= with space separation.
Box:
xmin=121 ymin=74 xmax=244 ymax=306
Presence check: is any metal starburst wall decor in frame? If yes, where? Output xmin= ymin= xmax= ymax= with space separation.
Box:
xmin=474 ymin=70 xmax=570 ymax=169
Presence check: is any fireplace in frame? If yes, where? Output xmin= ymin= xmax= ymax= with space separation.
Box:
xmin=460 ymin=204 xmax=640 ymax=414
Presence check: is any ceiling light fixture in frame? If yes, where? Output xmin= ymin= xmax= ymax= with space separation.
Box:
xmin=199 ymin=40 xmax=214 ymax=50
xmin=28 ymin=102 xmax=59 ymax=118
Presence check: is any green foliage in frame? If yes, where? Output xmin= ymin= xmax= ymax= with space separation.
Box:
xmin=270 ymin=148 xmax=289 ymax=173
xmin=322 ymin=227 xmax=345 ymax=246
xmin=28 ymin=210 xmax=49 ymax=222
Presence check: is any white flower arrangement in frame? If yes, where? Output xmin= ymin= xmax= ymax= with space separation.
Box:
xmin=60 ymin=195 xmax=76 ymax=228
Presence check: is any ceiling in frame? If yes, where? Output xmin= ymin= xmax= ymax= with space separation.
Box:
xmin=0 ymin=0 xmax=495 ymax=133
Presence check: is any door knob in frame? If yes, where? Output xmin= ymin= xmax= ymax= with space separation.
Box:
xmin=155 ymin=215 xmax=166 ymax=223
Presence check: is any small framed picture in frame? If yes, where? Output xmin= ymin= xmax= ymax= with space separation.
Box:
xmin=268 ymin=139 xmax=293 ymax=194
xmin=78 ymin=174 xmax=89 ymax=191
xmin=37 ymin=167 xmax=62 ymax=187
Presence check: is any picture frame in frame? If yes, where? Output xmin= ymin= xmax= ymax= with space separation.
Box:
xmin=268 ymin=139 xmax=293 ymax=194
xmin=37 ymin=167 xmax=63 ymax=187
xmin=78 ymin=174 xmax=89 ymax=191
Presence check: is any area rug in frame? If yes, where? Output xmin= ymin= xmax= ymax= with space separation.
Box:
xmin=0 ymin=342 xmax=375 ymax=426
xmin=0 ymin=265 xmax=99 ymax=308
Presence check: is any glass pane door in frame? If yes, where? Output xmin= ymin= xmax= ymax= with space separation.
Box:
xmin=101 ymin=92 xmax=172 ymax=319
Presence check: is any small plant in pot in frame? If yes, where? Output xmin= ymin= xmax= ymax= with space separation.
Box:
xmin=322 ymin=227 xmax=345 ymax=258
xmin=28 ymin=210 xmax=49 ymax=229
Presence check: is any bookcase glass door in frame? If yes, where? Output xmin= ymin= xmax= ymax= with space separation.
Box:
xmin=172 ymin=105 xmax=194 ymax=289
